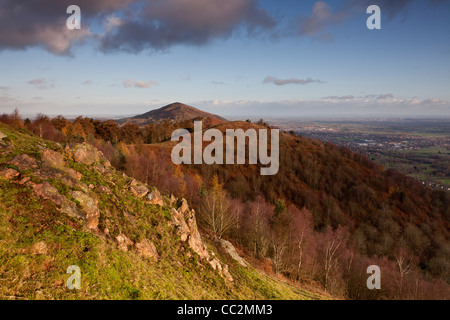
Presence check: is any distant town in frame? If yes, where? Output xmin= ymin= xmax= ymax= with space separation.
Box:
xmin=271 ymin=118 xmax=450 ymax=191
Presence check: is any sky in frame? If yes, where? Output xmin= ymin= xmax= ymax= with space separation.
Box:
xmin=0 ymin=0 xmax=449 ymax=119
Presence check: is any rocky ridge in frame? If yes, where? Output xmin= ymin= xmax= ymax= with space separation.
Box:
xmin=0 ymin=129 xmax=235 ymax=281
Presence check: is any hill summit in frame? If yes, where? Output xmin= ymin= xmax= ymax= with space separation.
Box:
xmin=120 ymin=102 xmax=227 ymax=126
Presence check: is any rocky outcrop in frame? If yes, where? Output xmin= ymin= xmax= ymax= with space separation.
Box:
xmin=1 ymin=136 xmax=232 ymax=282
xmin=170 ymin=203 xmax=234 ymax=282
xmin=220 ymin=239 xmax=248 ymax=267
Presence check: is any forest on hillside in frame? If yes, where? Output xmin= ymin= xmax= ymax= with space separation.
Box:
xmin=1 ymin=110 xmax=449 ymax=300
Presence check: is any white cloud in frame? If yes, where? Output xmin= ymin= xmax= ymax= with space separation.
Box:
xmin=122 ymin=79 xmax=159 ymax=89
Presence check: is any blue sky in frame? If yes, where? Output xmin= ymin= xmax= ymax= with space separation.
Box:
xmin=0 ymin=0 xmax=449 ymax=118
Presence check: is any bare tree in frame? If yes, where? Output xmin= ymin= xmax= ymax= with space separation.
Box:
xmin=199 ymin=176 xmax=237 ymax=239
xmin=271 ymin=232 xmax=289 ymax=274
xmin=324 ymin=231 xmax=343 ymax=292
xmin=395 ymin=253 xmax=412 ymax=298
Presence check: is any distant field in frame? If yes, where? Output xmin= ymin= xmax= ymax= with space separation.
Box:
xmin=271 ymin=119 xmax=450 ymax=190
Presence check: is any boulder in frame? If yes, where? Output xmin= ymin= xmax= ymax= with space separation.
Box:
xmin=71 ymin=191 xmax=100 ymax=231
xmin=135 ymin=240 xmax=159 ymax=261
xmin=72 ymin=143 xmax=101 ymax=166
xmin=42 ymin=149 xmax=65 ymax=169
xmin=0 ymin=167 xmax=19 ymax=179
xmin=32 ymin=182 xmax=65 ymax=206
xmin=60 ymin=199 xmax=84 ymax=221
xmin=32 ymin=182 xmax=84 ymax=221
xmin=9 ymin=154 xmax=39 ymax=171
xmin=130 ymin=184 xmax=149 ymax=198
xmin=146 ymin=189 xmax=164 ymax=206
xmin=116 ymin=234 xmax=133 ymax=252
xmin=0 ymin=130 xmax=6 ymax=140
xmin=42 ymin=149 xmax=81 ymax=181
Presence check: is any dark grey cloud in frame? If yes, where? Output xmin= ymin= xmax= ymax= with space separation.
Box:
xmin=0 ymin=0 xmax=445 ymax=55
xmin=263 ymin=76 xmax=325 ymax=86
xmin=0 ymin=0 xmax=135 ymax=55
xmin=0 ymin=0 xmax=275 ymax=55
xmin=100 ymin=0 xmax=276 ymax=53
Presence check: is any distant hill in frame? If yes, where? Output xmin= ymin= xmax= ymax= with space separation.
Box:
xmin=119 ymin=102 xmax=227 ymax=126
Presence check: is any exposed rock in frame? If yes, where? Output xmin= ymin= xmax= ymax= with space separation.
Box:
xmin=146 ymin=189 xmax=164 ymax=206
xmin=171 ymin=208 xmax=191 ymax=242
xmin=0 ymin=167 xmax=19 ymax=179
xmin=29 ymin=241 xmax=48 ymax=255
xmin=209 ymin=258 xmax=233 ymax=282
xmin=130 ymin=184 xmax=148 ymax=198
xmin=42 ymin=149 xmax=65 ymax=169
xmin=71 ymin=191 xmax=100 ymax=231
xmin=220 ymin=239 xmax=248 ymax=267
xmin=60 ymin=200 xmax=84 ymax=221
xmin=32 ymin=182 xmax=65 ymax=206
xmin=116 ymin=234 xmax=133 ymax=252
xmin=42 ymin=149 xmax=82 ymax=181
xmin=93 ymin=165 xmax=108 ymax=174
xmin=178 ymin=199 xmax=189 ymax=214
xmin=72 ymin=143 xmax=101 ymax=166
xmin=98 ymin=185 xmax=113 ymax=195
xmin=0 ymin=130 xmax=6 ymax=140
xmin=32 ymin=182 xmax=84 ymax=221
xmin=18 ymin=176 xmax=31 ymax=185
xmin=222 ymin=264 xmax=233 ymax=282
xmin=135 ymin=240 xmax=159 ymax=261
xmin=171 ymin=206 xmax=233 ymax=281
xmin=9 ymin=154 xmax=39 ymax=171
xmin=169 ymin=194 xmax=177 ymax=207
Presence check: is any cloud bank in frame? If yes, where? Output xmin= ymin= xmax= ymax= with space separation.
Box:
xmin=0 ymin=0 xmax=275 ymax=55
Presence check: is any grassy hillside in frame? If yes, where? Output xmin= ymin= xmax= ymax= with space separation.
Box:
xmin=0 ymin=123 xmax=326 ymax=300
